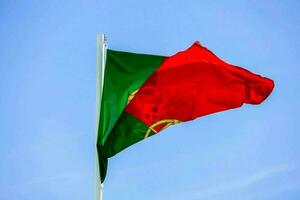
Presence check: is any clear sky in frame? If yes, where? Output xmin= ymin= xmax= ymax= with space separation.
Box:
xmin=0 ymin=0 xmax=299 ymax=199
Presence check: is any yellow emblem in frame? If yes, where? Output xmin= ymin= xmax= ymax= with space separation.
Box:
xmin=127 ymin=89 xmax=139 ymax=105
xmin=127 ymin=89 xmax=181 ymax=139
xmin=144 ymin=119 xmax=181 ymax=138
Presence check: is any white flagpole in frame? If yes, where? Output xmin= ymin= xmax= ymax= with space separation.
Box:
xmin=96 ymin=33 xmax=107 ymax=200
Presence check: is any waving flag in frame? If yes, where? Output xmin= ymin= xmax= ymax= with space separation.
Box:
xmin=97 ymin=41 xmax=274 ymax=183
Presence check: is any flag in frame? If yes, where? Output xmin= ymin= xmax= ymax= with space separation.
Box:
xmin=97 ymin=42 xmax=274 ymax=183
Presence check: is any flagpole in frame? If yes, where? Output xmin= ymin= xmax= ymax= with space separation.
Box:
xmin=96 ymin=33 xmax=107 ymax=200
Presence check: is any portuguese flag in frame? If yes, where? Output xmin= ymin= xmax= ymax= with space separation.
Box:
xmin=97 ymin=42 xmax=274 ymax=182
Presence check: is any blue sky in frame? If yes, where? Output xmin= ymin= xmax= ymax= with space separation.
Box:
xmin=0 ymin=0 xmax=300 ymax=199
